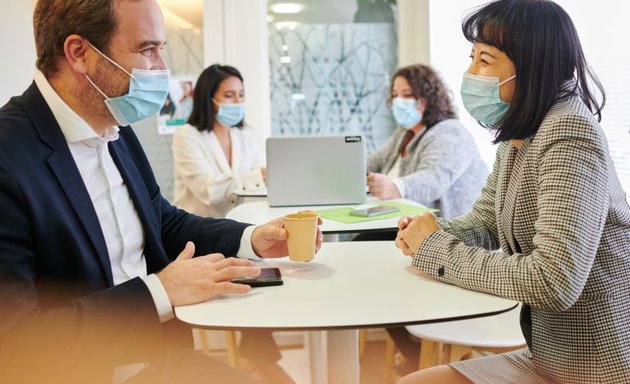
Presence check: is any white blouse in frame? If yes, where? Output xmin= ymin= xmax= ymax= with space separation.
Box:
xmin=172 ymin=124 xmax=265 ymax=218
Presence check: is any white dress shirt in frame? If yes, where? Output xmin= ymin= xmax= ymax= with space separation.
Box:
xmin=33 ymin=71 xmax=258 ymax=324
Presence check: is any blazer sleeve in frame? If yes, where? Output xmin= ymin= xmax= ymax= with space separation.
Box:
xmin=158 ymin=197 xmax=250 ymax=259
xmin=413 ymin=113 xmax=609 ymax=311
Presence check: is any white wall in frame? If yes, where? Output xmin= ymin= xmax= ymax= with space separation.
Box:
xmin=555 ymin=0 xmax=630 ymax=198
xmin=0 ymin=0 xmax=36 ymax=106
xmin=429 ymin=0 xmax=499 ymax=168
xmin=397 ymin=0 xmax=430 ymax=67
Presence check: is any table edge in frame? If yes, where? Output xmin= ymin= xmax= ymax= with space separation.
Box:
xmin=177 ymin=303 xmax=519 ymax=331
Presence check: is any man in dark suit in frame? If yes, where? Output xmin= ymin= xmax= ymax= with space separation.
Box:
xmin=0 ymin=0 xmax=321 ymax=382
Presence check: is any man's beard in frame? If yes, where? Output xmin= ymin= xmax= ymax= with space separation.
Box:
xmin=82 ymin=56 xmax=131 ymax=125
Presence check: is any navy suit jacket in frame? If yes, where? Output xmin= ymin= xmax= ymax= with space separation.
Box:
xmin=0 ymin=83 xmax=250 ymax=382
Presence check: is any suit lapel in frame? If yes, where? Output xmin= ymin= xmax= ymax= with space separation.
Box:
xmin=108 ymin=137 xmax=167 ymax=272
xmin=22 ymin=83 xmax=113 ymax=284
xmin=495 ymin=143 xmax=515 ymax=254
xmin=498 ymin=139 xmax=532 ymax=254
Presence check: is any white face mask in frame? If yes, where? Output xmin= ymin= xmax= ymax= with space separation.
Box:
xmin=391 ymin=97 xmax=422 ymax=129
xmin=212 ymin=99 xmax=246 ymax=127
xmin=84 ymin=41 xmax=170 ymax=126
xmin=460 ymin=72 xmax=516 ymax=126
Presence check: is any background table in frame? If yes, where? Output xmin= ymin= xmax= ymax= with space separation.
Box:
xmin=226 ymin=198 xmax=427 ymax=234
xmin=175 ymin=241 xmax=518 ymax=384
xmin=234 ymin=188 xmax=267 ymax=205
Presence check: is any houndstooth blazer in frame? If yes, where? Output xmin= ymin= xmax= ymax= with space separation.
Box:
xmin=412 ymin=94 xmax=630 ymax=383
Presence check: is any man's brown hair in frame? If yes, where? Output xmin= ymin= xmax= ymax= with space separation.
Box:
xmin=33 ymin=0 xmax=118 ymax=77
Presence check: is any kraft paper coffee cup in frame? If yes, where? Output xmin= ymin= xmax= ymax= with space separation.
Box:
xmin=283 ymin=212 xmax=318 ymax=262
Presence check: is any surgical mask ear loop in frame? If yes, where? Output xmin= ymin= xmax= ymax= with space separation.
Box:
xmin=499 ymin=74 xmax=516 ymax=86
xmin=85 ymin=40 xmax=133 ymax=78
xmin=84 ymin=74 xmax=109 ymax=99
xmin=83 ymin=40 xmax=134 ymax=100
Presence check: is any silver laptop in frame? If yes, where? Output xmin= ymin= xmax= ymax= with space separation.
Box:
xmin=266 ymin=135 xmax=367 ymax=207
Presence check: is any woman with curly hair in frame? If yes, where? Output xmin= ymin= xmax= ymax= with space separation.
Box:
xmin=367 ymin=64 xmax=488 ymax=220
xmin=362 ymin=64 xmax=490 ymax=373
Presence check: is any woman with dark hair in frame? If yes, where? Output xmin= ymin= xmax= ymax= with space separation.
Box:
xmin=172 ymin=65 xmax=291 ymax=383
xmin=367 ymin=64 xmax=488 ymax=219
xmin=172 ymin=64 xmax=266 ymax=219
xmin=396 ymin=1 xmax=630 ymax=383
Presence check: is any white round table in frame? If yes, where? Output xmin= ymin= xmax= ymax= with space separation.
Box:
xmin=175 ymin=241 xmax=517 ymax=384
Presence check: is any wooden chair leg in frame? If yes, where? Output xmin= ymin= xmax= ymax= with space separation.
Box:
xmin=359 ymin=329 xmax=367 ymax=360
xmin=197 ymin=328 xmax=210 ymax=354
xmin=419 ymin=339 xmax=443 ymax=369
xmin=434 ymin=341 xmax=444 ymax=367
xmin=225 ymin=331 xmax=239 ymax=369
xmin=448 ymin=344 xmax=472 ymax=363
xmin=441 ymin=344 xmax=451 ymax=364
xmin=384 ymin=334 xmax=397 ymax=384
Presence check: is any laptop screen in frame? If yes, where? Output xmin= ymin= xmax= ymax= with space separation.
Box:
xmin=266 ymin=135 xmax=367 ymax=207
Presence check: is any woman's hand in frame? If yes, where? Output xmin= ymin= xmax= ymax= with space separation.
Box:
xmin=395 ymin=212 xmax=440 ymax=257
xmin=367 ymin=172 xmax=402 ymax=200
xmin=260 ymin=166 xmax=267 ymax=183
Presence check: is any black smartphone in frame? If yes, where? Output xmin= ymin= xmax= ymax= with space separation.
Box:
xmin=349 ymin=205 xmax=400 ymax=217
xmin=232 ymin=267 xmax=283 ymax=287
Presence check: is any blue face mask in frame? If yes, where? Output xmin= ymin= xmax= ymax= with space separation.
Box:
xmin=214 ymin=100 xmax=246 ymax=127
xmin=84 ymin=42 xmax=170 ymax=126
xmin=392 ymin=97 xmax=422 ymax=129
xmin=460 ymin=72 xmax=516 ymax=126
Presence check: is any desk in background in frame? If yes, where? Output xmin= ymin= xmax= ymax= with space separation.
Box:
xmin=175 ymin=241 xmax=518 ymax=384
xmin=226 ymin=198 xmax=427 ymax=235
xmin=234 ymin=188 xmax=267 ymax=205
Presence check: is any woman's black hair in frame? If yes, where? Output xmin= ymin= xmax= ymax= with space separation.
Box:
xmin=462 ymin=0 xmax=605 ymax=143
xmin=389 ymin=64 xmax=457 ymax=128
xmin=187 ymin=64 xmax=244 ymax=132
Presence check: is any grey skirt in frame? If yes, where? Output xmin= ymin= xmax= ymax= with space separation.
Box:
xmin=449 ymin=349 xmax=552 ymax=384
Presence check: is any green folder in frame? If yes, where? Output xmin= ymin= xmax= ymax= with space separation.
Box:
xmin=316 ymin=201 xmax=438 ymax=224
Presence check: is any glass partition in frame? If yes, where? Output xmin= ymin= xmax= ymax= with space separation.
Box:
xmin=268 ymin=0 xmax=398 ymax=154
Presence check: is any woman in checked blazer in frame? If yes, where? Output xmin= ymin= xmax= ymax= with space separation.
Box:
xmin=396 ymin=1 xmax=630 ymax=383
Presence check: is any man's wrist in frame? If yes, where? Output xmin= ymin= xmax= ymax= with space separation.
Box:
xmin=238 ymin=225 xmax=261 ymax=260
xmin=140 ymin=274 xmax=174 ymax=323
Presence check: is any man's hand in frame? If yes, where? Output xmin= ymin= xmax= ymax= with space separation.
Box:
xmin=157 ymin=242 xmax=261 ymax=306
xmin=251 ymin=213 xmax=324 ymax=258
xmin=395 ymin=212 xmax=440 ymax=257
xmin=367 ymin=172 xmax=401 ymax=200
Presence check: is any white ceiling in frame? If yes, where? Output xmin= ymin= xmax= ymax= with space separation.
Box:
xmin=155 ymin=0 xmax=364 ymax=30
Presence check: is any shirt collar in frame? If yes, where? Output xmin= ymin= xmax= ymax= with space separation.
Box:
xmin=33 ymin=70 xmax=119 ymax=145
